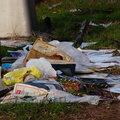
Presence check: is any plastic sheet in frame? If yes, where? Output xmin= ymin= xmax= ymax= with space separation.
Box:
xmin=106 ymin=84 xmax=120 ymax=93
xmin=1 ymin=40 xmax=33 ymax=47
xmin=56 ymin=42 xmax=90 ymax=65
xmin=80 ymin=49 xmax=120 ymax=64
xmin=1 ymin=87 xmax=100 ymax=105
xmin=44 ymin=89 xmax=100 ymax=105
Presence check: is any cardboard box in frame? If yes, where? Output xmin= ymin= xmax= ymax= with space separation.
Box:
xmin=23 ymin=38 xmax=74 ymax=66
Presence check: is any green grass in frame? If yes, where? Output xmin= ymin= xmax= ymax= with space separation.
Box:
xmin=0 ymin=102 xmax=81 ymax=120
xmin=36 ymin=0 xmax=120 ymax=49
xmin=1 ymin=45 xmax=26 ymax=57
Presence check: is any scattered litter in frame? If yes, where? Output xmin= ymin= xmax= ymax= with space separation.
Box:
xmin=70 ymin=9 xmax=81 ymax=13
xmin=13 ymin=83 xmax=49 ymax=97
xmin=2 ymin=63 xmax=12 ymax=70
xmin=24 ymin=79 xmax=64 ymax=91
xmin=49 ymin=40 xmax=73 ymax=46
xmin=80 ymin=78 xmax=109 ymax=88
xmin=117 ymin=95 xmax=120 ymax=100
xmin=0 ymin=78 xmax=7 ymax=91
xmin=81 ymin=49 xmax=120 ymax=64
xmin=10 ymin=56 xmax=25 ymax=70
xmin=48 ymin=3 xmax=61 ymax=10
xmin=80 ymin=42 xmax=97 ymax=48
xmin=89 ymin=21 xmax=112 ymax=28
xmin=49 ymin=40 xmax=60 ymax=45
xmin=7 ymin=50 xmax=26 ymax=57
xmin=77 ymin=73 xmax=108 ymax=79
xmin=55 ymin=42 xmax=94 ymax=73
xmin=26 ymin=57 xmax=57 ymax=78
xmin=0 ymin=86 xmax=14 ymax=97
xmin=2 ymin=57 xmax=17 ymax=63
xmin=1 ymin=38 xmax=120 ymax=105
xmin=23 ymin=38 xmax=74 ymax=66
xmin=1 ymin=40 xmax=33 ymax=47
xmin=1 ymin=86 xmax=100 ymax=105
xmin=56 ymin=42 xmax=90 ymax=65
xmin=43 ymin=90 xmax=100 ymax=105
xmin=106 ymin=84 xmax=120 ymax=93
xmin=24 ymin=75 xmax=37 ymax=82
xmin=3 ymin=67 xmax=41 ymax=86
xmin=50 ymin=60 xmax=76 ymax=76
xmin=105 ymin=76 xmax=120 ymax=85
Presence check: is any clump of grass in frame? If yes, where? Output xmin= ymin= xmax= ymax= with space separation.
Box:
xmin=0 ymin=102 xmax=81 ymax=120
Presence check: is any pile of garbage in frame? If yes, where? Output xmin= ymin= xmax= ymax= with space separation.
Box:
xmin=1 ymin=38 xmax=120 ymax=105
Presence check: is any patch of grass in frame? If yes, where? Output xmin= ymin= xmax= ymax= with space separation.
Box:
xmin=1 ymin=46 xmax=26 ymax=57
xmin=102 ymin=25 xmax=120 ymax=40
xmin=0 ymin=102 xmax=81 ymax=120
xmin=35 ymin=0 xmax=120 ymax=49
xmin=85 ymin=35 xmax=113 ymax=50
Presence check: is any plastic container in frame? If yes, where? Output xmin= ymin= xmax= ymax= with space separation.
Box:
xmin=52 ymin=63 xmax=76 ymax=76
xmin=2 ymin=63 xmax=12 ymax=70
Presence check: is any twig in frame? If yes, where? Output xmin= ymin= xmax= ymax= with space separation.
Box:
xmin=72 ymin=20 xmax=89 ymax=47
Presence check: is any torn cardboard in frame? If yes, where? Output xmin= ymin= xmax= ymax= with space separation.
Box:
xmin=23 ymin=38 xmax=74 ymax=66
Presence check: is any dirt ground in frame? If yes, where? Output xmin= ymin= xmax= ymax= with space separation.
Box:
xmin=58 ymin=67 xmax=120 ymax=120
xmin=59 ymin=99 xmax=120 ymax=120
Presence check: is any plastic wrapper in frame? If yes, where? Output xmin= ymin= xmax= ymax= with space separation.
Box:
xmin=13 ymin=83 xmax=48 ymax=97
xmin=24 ymin=79 xmax=64 ymax=91
xmin=36 ymin=89 xmax=100 ymax=105
xmin=3 ymin=67 xmax=41 ymax=86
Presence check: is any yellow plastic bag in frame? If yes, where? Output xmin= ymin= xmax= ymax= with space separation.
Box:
xmin=3 ymin=67 xmax=41 ymax=86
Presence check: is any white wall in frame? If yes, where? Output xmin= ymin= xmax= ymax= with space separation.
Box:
xmin=0 ymin=0 xmax=38 ymax=38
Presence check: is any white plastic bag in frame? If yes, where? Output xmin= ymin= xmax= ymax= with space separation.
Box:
xmin=10 ymin=56 xmax=25 ymax=70
xmin=26 ymin=57 xmax=57 ymax=78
